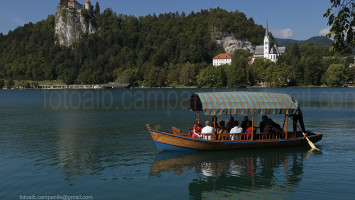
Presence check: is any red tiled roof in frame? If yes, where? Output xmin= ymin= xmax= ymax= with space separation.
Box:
xmin=213 ymin=53 xmax=232 ymax=59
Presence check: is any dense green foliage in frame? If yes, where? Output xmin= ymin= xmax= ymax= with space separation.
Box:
xmin=324 ymin=0 xmax=354 ymax=54
xmin=0 ymin=6 xmax=353 ymax=88
xmin=275 ymin=36 xmax=333 ymax=47
xmin=322 ymin=64 xmax=347 ymax=86
xmin=0 ymin=79 xmax=4 ymax=89
xmin=200 ymin=44 xmax=353 ymax=88
xmin=197 ymin=43 xmax=352 ymax=88
xmin=0 ymin=8 xmax=265 ymax=86
xmin=0 ymin=16 xmax=57 ymax=81
xmin=253 ymin=43 xmax=353 ymax=87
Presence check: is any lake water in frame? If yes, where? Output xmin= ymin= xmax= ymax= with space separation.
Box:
xmin=0 ymin=88 xmax=354 ymax=200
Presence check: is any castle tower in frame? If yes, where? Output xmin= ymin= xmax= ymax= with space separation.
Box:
xmin=85 ymin=0 xmax=93 ymax=15
xmin=263 ymin=21 xmax=270 ymax=59
xmin=85 ymin=0 xmax=91 ymax=10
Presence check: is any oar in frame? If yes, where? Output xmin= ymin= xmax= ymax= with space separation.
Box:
xmin=291 ymin=116 xmax=320 ymax=150
xmin=301 ymin=131 xmax=319 ymax=150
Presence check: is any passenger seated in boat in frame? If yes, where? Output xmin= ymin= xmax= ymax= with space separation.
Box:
xmin=264 ymin=118 xmax=282 ymax=134
xmin=241 ymin=116 xmax=251 ymax=132
xmin=211 ymin=116 xmax=219 ymax=129
xmin=217 ymin=121 xmax=228 ymax=140
xmin=226 ymin=116 xmax=234 ymax=132
xmin=201 ymin=121 xmax=214 ymax=140
xmin=245 ymin=121 xmax=256 ymax=140
xmin=230 ymin=121 xmax=243 ymax=140
xmin=192 ymin=119 xmax=202 ymax=139
xmin=259 ymin=115 xmax=268 ymax=132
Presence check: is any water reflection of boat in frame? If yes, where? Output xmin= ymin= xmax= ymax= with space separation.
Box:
xmin=147 ymin=92 xmax=323 ymax=151
xmin=150 ymin=148 xmax=310 ymax=199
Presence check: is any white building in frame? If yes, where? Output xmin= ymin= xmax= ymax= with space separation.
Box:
xmin=68 ymin=0 xmax=83 ymax=10
xmin=213 ymin=53 xmax=232 ymax=66
xmin=68 ymin=0 xmax=93 ymax=15
xmin=253 ymin=22 xmax=286 ymax=62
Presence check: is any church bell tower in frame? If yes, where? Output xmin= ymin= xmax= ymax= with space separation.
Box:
xmin=264 ymin=21 xmax=270 ymax=59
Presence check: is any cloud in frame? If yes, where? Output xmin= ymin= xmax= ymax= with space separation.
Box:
xmin=319 ymin=27 xmax=330 ymax=36
xmin=271 ymin=28 xmax=294 ymax=39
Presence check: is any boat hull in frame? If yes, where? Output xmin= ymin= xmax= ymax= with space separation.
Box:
xmin=147 ymin=126 xmax=323 ymax=151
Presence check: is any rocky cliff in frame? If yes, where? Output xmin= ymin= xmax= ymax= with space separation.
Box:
xmin=212 ymin=32 xmax=255 ymax=55
xmin=55 ymin=5 xmax=96 ymax=46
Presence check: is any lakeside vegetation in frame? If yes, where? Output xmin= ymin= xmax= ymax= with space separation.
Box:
xmin=0 ymin=7 xmax=354 ymax=89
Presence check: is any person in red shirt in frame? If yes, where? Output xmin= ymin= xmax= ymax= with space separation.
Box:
xmin=193 ymin=119 xmax=202 ymax=139
xmin=245 ymin=121 xmax=255 ymax=140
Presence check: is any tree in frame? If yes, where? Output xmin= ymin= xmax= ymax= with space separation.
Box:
xmin=322 ymin=64 xmax=347 ymax=85
xmin=31 ymin=81 xmax=39 ymax=88
xmin=60 ymin=68 xmax=76 ymax=85
xmin=95 ymin=2 xmax=101 ymax=17
xmin=179 ymin=62 xmax=196 ymax=86
xmin=115 ymin=68 xmax=140 ymax=86
xmin=24 ymin=82 xmax=31 ymax=89
xmin=214 ymin=66 xmax=227 ymax=87
xmin=146 ymin=67 xmax=167 ymax=87
xmin=303 ymin=55 xmax=324 ymax=85
xmin=252 ymin=58 xmax=273 ymax=84
xmin=197 ymin=68 xmax=213 ymax=88
xmin=167 ymin=68 xmax=180 ymax=83
xmin=59 ymin=0 xmax=69 ymax=6
xmin=197 ymin=66 xmax=226 ymax=88
xmin=324 ymin=0 xmax=355 ymax=54
xmin=5 ymin=79 xmax=14 ymax=89
xmin=226 ymin=50 xmax=249 ymax=87
xmin=348 ymin=66 xmax=355 ymax=81
xmin=0 ymin=79 xmax=4 ymax=89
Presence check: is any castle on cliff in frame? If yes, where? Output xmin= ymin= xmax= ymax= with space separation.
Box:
xmin=68 ymin=0 xmax=93 ymax=16
xmin=55 ymin=0 xmax=96 ymax=46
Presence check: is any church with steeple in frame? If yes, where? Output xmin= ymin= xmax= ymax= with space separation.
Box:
xmin=252 ymin=22 xmax=286 ymax=63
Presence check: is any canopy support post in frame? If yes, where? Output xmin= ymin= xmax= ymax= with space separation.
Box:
xmin=213 ymin=116 xmax=216 ymax=140
xmin=198 ymin=112 xmax=200 ymax=121
xmin=285 ymin=114 xmax=288 ymax=139
xmin=252 ymin=115 xmax=254 ymax=141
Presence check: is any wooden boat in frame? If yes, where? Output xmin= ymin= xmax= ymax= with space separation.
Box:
xmin=147 ymin=91 xmax=323 ymax=151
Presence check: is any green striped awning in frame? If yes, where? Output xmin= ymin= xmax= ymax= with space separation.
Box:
xmin=190 ymin=92 xmax=298 ymax=116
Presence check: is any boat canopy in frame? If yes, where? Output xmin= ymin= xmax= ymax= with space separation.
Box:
xmin=190 ymin=92 xmax=298 ymax=116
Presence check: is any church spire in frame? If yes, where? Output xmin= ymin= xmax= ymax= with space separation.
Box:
xmin=265 ymin=19 xmax=269 ymax=37
xmin=264 ymin=19 xmax=270 ymax=59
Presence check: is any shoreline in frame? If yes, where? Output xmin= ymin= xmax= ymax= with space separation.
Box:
xmin=1 ymin=85 xmax=352 ymax=90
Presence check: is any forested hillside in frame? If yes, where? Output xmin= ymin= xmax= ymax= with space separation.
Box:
xmin=0 ymin=7 xmax=353 ymax=88
xmin=275 ymin=36 xmax=333 ymax=47
xmin=0 ymin=8 xmax=265 ymax=86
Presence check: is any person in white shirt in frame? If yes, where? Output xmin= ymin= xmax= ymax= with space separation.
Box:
xmin=201 ymin=121 xmax=214 ymax=140
xmin=230 ymin=121 xmax=242 ymax=140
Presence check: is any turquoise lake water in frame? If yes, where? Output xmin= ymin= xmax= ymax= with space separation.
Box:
xmin=0 ymin=88 xmax=354 ymax=199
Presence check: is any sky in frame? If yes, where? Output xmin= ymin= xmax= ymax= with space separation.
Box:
xmin=0 ymin=0 xmax=332 ymax=40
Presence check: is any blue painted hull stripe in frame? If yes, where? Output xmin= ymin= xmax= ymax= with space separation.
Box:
xmin=149 ymin=129 xmax=322 ymax=144
xmin=154 ymin=142 xmax=200 ymax=151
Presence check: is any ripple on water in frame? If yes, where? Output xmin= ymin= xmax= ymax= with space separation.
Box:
xmin=1 ymin=88 xmax=355 ymax=199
